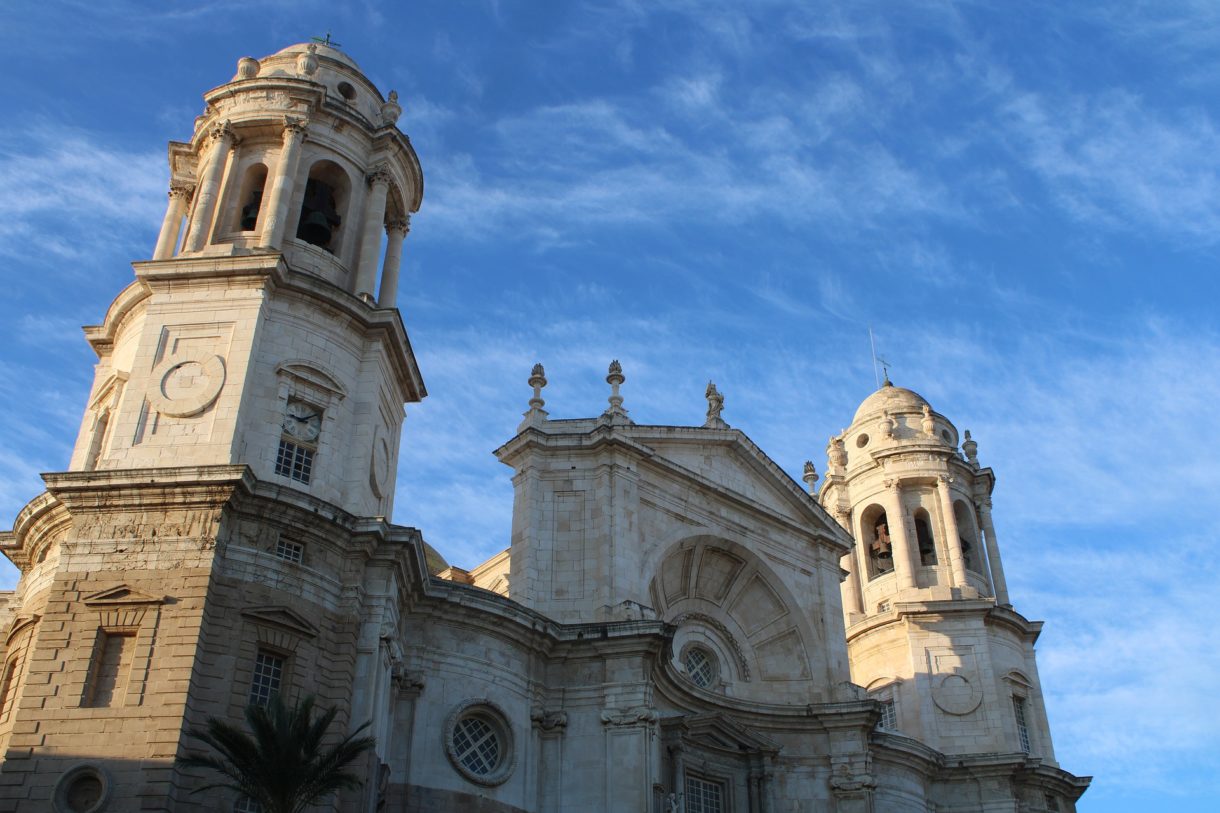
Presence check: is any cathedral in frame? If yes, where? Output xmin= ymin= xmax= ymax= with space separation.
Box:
xmin=0 ymin=43 xmax=1090 ymax=812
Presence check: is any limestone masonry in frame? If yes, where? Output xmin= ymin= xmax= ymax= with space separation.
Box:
xmin=0 ymin=43 xmax=1090 ymax=813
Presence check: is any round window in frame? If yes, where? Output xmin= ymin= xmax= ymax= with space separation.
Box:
xmin=53 ymin=764 xmax=110 ymax=813
xmin=684 ymin=647 xmax=718 ymax=688
xmin=856 ymin=433 xmax=870 ymax=448
xmin=444 ymin=700 xmax=515 ymax=786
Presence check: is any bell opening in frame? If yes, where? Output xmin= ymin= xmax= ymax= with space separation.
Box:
xmin=297 ymin=178 xmax=342 ymax=251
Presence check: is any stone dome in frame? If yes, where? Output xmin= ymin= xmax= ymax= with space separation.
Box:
xmin=851 ymin=381 xmax=931 ymax=424
xmin=269 ymin=41 xmax=361 ymax=71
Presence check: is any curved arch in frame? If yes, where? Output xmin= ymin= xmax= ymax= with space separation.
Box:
xmin=233 ymin=161 xmax=269 ymax=232
xmin=295 ymin=159 xmax=354 ymax=255
xmin=648 ymin=534 xmax=825 ymax=704
xmin=913 ymin=507 xmax=937 ymax=566
xmin=274 ymin=360 xmax=348 ymax=401
xmin=953 ymin=499 xmax=985 ymax=574
xmin=859 ymin=503 xmax=894 ymax=579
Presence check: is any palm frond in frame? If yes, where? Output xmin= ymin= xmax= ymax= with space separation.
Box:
xmin=176 ymin=695 xmax=376 ymax=813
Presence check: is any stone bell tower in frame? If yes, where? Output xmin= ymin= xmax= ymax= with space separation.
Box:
xmin=0 ymin=43 xmax=427 ymax=811
xmin=815 ymin=380 xmax=1066 ymax=772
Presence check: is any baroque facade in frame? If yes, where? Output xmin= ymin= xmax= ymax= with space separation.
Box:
xmin=0 ymin=44 xmax=1089 ymax=813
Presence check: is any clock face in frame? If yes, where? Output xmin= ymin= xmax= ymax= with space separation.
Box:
xmin=283 ymin=401 xmax=321 ymax=442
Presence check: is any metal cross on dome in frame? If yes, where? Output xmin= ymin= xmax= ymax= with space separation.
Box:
xmin=311 ymin=32 xmax=342 ymax=48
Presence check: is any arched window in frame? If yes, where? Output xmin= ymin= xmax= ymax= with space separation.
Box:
xmin=84 ymin=408 xmax=110 ymax=471
xmin=860 ymin=505 xmax=894 ymax=580
xmin=295 ymin=161 xmax=351 ymax=254
xmin=234 ymin=163 xmax=268 ymax=232
xmin=913 ymin=508 xmax=937 ymax=566
xmin=953 ymin=500 xmax=986 ymax=574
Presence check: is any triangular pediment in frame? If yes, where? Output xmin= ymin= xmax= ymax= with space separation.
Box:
xmin=636 ymin=429 xmax=849 ymax=546
xmin=663 ymin=712 xmax=780 ymax=755
xmin=83 ymin=585 xmax=164 ymax=606
xmin=241 ymin=605 xmax=319 ymax=638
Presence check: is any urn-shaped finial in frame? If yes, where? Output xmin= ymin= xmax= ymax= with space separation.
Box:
xmin=921 ymin=403 xmax=935 ymax=437
xmin=962 ymin=429 xmax=979 ymax=468
xmin=880 ymin=410 xmax=896 ymax=439
xmin=235 ymin=57 xmax=260 ymax=81
xmin=298 ymin=44 xmax=319 ymax=77
xmin=381 ymin=90 xmax=403 ymax=126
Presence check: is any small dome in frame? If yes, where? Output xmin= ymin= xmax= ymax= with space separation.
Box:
xmin=422 ymin=541 xmax=448 ymax=575
xmin=268 ymin=42 xmax=362 ymax=71
xmin=851 ymin=381 xmax=931 ymax=424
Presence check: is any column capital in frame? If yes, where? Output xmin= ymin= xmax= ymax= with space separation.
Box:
xmin=975 ymin=496 xmax=994 ymax=512
xmin=367 ymin=164 xmax=393 ymax=186
xmin=883 ymin=478 xmax=899 ymax=491
xmin=282 ymin=115 xmax=308 ymax=137
xmin=208 ymin=119 xmax=235 ymax=145
xmin=168 ymin=182 xmax=195 ymax=201
xmin=386 ymin=215 xmax=411 ymax=236
xmin=937 ymin=473 xmax=953 ymax=485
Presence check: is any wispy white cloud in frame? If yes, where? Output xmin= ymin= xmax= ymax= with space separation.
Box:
xmin=1000 ymin=89 xmax=1220 ymax=243
xmin=0 ymin=124 xmax=163 ymax=264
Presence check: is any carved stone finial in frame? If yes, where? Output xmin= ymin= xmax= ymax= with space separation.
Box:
xmin=921 ymin=403 xmax=935 ymax=437
xmin=704 ymin=381 xmax=728 ymax=429
xmin=381 ymin=90 xmax=403 ymax=126
xmin=519 ymin=363 xmax=549 ymax=431
xmin=828 ymin=435 xmax=847 ymax=472
xmin=528 ymin=363 xmax=547 ymax=410
xmin=606 ymin=361 xmax=624 ymax=406
xmin=880 ymin=410 xmax=895 ymax=439
xmin=802 ymin=461 xmax=819 ymax=494
xmin=298 ymin=44 xmax=319 ymax=77
xmin=235 ymin=57 xmax=260 ymax=81
xmin=962 ymin=429 xmax=979 ymax=468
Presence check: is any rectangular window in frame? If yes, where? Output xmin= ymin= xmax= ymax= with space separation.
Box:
xmin=1013 ymin=696 xmax=1031 ymax=753
xmin=85 ymin=631 xmax=136 ymax=707
xmin=274 ymin=539 xmax=304 ymax=564
xmin=234 ymin=797 xmax=263 ymax=813
xmin=248 ymin=650 xmax=285 ymax=707
xmin=878 ymin=698 xmax=897 ymax=730
xmin=685 ymin=775 xmax=725 ymax=813
xmin=1045 ymin=794 xmax=1060 ymax=812
xmin=274 ymin=439 xmax=314 ymax=484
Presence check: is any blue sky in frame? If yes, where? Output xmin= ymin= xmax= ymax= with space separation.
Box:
xmin=2 ymin=1 xmax=1218 ymax=809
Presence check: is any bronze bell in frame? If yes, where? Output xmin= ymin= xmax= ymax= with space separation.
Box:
xmin=240 ymin=190 xmax=262 ymax=231
xmin=297 ymin=179 xmax=342 ymax=248
xmin=871 ymin=539 xmax=893 ymax=560
xmin=299 ymin=210 xmax=334 ymax=246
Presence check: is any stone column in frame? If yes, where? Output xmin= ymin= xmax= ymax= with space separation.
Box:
xmin=886 ymin=481 xmax=917 ymax=591
xmin=183 ymin=121 xmax=235 ymax=252
xmin=152 ymin=183 xmax=193 ymax=260
xmin=354 ymin=166 xmax=391 ymax=301
xmin=260 ymin=116 xmax=308 ymax=248
xmin=377 ymin=216 xmax=410 ymax=307
xmin=532 ymin=710 xmax=567 ymax=813
xmin=937 ymin=475 xmax=969 ymax=589
xmin=840 ymin=551 xmax=862 ymax=616
xmin=977 ymin=497 xmax=1010 ymax=606
xmin=386 ymin=671 xmax=424 ymax=812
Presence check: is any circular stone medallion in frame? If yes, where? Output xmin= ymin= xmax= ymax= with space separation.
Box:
xmin=147 ymin=354 xmax=226 ymax=417
xmin=932 ymin=672 xmax=983 ymax=715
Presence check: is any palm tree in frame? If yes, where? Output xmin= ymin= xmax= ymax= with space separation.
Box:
xmin=176 ymin=694 xmax=375 ymax=813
